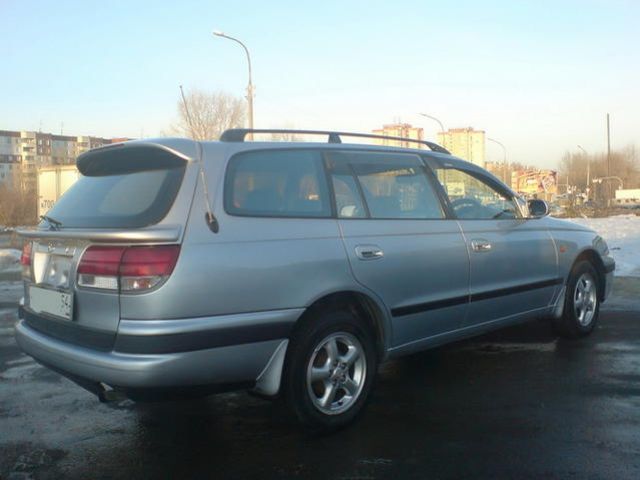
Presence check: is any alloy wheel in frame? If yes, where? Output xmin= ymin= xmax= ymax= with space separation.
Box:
xmin=305 ymin=332 xmax=367 ymax=415
xmin=574 ymin=272 xmax=597 ymax=326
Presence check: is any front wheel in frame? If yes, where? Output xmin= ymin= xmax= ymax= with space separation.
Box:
xmin=554 ymin=260 xmax=600 ymax=338
xmin=282 ymin=309 xmax=377 ymax=432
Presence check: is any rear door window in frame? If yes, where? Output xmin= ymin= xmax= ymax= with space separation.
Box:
xmin=46 ymin=167 xmax=184 ymax=228
xmin=326 ymin=151 xmax=445 ymax=219
xmin=225 ymin=150 xmax=331 ymax=218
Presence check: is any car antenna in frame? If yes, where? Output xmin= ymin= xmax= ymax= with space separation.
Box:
xmin=179 ymin=85 xmax=219 ymax=233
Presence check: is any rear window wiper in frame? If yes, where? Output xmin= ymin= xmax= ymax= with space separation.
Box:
xmin=40 ymin=215 xmax=63 ymax=230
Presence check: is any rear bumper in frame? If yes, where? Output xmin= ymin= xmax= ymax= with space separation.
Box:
xmin=15 ymin=308 xmax=302 ymax=390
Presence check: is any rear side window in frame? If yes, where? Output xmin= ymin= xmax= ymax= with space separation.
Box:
xmin=46 ymin=167 xmax=184 ymax=228
xmin=225 ymin=150 xmax=331 ymax=218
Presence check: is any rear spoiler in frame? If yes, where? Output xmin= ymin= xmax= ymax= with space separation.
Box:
xmin=77 ymin=141 xmax=194 ymax=176
xmin=17 ymin=225 xmax=182 ymax=243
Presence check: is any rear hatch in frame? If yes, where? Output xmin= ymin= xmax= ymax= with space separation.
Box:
xmin=19 ymin=140 xmax=198 ymax=350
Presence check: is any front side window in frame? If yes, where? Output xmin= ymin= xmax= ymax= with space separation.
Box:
xmin=225 ymin=150 xmax=331 ymax=218
xmin=435 ymin=167 xmax=520 ymax=219
xmin=327 ymin=152 xmax=444 ymax=219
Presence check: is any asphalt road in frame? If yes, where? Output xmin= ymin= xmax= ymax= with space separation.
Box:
xmin=1 ymin=279 xmax=639 ymax=480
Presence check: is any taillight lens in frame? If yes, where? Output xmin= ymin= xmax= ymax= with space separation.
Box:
xmin=120 ymin=246 xmax=180 ymax=291
xmin=77 ymin=245 xmax=180 ymax=292
xmin=21 ymin=241 xmax=32 ymax=280
xmin=77 ymin=246 xmax=126 ymax=290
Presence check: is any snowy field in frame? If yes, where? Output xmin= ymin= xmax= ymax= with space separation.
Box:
xmin=567 ymin=215 xmax=640 ymax=277
xmin=0 ymin=249 xmax=20 ymax=276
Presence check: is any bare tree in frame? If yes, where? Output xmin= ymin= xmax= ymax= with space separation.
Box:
xmin=559 ymin=145 xmax=640 ymax=192
xmin=268 ymin=123 xmax=304 ymax=142
xmin=168 ymin=89 xmax=246 ymax=140
xmin=0 ymin=174 xmax=37 ymax=227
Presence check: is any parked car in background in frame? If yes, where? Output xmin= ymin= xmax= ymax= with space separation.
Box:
xmin=16 ymin=130 xmax=615 ymax=431
xmin=547 ymin=203 xmax=566 ymax=217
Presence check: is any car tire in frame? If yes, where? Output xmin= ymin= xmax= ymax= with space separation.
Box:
xmin=554 ymin=260 xmax=601 ymax=339
xmin=281 ymin=308 xmax=377 ymax=433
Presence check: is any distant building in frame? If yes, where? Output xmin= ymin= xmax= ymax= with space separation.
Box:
xmin=0 ymin=130 xmax=127 ymax=191
xmin=437 ymin=128 xmax=485 ymax=167
xmin=511 ymin=169 xmax=558 ymax=201
xmin=0 ymin=130 xmax=21 ymax=186
xmin=372 ymin=123 xmax=424 ymax=148
xmin=614 ymin=188 xmax=640 ymax=207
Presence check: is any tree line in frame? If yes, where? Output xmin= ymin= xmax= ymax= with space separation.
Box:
xmin=558 ymin=146 xmax=639 ymax=196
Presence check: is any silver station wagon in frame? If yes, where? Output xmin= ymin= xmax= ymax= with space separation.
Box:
xmin=16 ymin=129 xmax=615 ymax=431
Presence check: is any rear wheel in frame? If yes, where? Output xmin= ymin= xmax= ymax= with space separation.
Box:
xmin=554 ymin=260 xmax=600 ymax=338
xmin=282 ymin=309 xmax=377 ymax=432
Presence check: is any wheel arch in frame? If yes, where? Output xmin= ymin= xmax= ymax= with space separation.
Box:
xmin=293 ymin=290 xmax=391 ymax=362
xmin=572 ymin=248 xmax=607 ymax=301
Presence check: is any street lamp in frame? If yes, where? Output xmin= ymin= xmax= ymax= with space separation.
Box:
xmin=487 ymin=137 xmax=508 ymax=186
xmin=418 ymin=113 xmax=445 ymax=134
xmin=577 ymin=145 xmax=590 ymax=200
xmin=213 ymin=30 xmax=254 ymax=139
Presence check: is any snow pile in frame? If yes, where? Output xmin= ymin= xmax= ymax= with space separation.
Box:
xmin=0 ymin=249 xmax=21 ymax=274
xmin=567 ymin=215 xmax=640 ymax=277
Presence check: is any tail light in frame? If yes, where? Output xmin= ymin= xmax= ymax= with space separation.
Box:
xmin=77 ymin=245 xmax=180 ymax=292
xmin=21 ymin=241 xmax=32 ymax=280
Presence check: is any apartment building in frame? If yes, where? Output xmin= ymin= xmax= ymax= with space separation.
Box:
xmin=0 ymin=130 xmax=22 ymax=185
xmin=0 ymin=130 xmax=121 ymax=191
xmin=437 ymin=127 xmax=486 ymax=167
xmin=372 ymin=123 xmax=424 ymax=149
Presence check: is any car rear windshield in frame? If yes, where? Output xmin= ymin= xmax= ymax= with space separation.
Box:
xmin=45 ymin=166 xmax=185 ymax=228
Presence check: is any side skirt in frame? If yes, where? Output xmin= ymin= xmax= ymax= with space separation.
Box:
xmin=387 ymin=306 xmax=552 ymax=358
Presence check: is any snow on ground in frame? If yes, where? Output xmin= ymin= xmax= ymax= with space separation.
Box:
xmin=567 ymin=215 xmax=640 ymax=277
xmin=0 ymin=249 xmax=21 ymax=275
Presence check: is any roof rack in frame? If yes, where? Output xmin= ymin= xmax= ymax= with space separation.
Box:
xmin=219 ymin=129 xmax=451 ymax=154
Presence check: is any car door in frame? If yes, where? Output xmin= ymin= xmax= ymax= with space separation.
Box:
xmin=326 ymin=150 xmax=469 ymax=348
xmin=431 ymin=160 xmax=559 ymax=328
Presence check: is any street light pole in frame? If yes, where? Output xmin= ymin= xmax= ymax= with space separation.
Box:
xmin=487 ymin=137 xmax=508 ymax=186
xmin=213 ymin=30 xmax=254 ymax=139
xmin=418 ymin=113 xmax=445 ymax=134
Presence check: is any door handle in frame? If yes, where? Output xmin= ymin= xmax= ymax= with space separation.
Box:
xmin=355 ymin=245 xmax=384 ymax=260
xmin=471 ymin=239 xmax=492 ymax=252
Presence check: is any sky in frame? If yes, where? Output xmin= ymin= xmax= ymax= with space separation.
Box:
xmin=2 ymin=0 xmax=639 ymax=168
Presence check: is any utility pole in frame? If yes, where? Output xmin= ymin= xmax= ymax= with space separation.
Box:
xmin=577 ymin=145 xmax=589 ymax=201
xmin=606 ymin=114 xmax=611 ymax=176
xmin=606 ymin=113 xmax=611 ymax=205
xmin=487 ymin=137 xmax=508 ymax=185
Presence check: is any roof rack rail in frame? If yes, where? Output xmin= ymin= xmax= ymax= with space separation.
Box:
xmin=219 ymin=129 xmax=451 ymax=154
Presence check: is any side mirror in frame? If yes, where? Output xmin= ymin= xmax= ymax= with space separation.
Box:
xmin=527 ymin=199 xmax=549 ymax=218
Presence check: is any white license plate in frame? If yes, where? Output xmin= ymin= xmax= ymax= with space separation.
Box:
xmin=28 ymin=286 xmax=74 ymax=321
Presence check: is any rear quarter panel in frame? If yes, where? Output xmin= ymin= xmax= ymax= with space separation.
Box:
xmin=119 ymin=144 xmax=381 ymax=327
